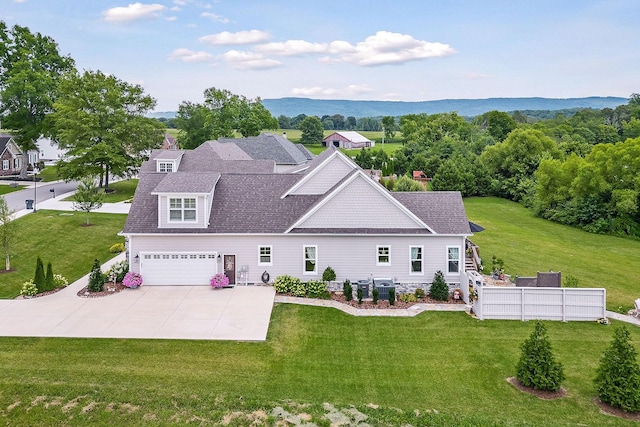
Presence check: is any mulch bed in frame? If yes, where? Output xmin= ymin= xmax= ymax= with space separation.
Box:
xmin=507 ymin=377 xmax=567 ymax=400
xmin=594 ymin=398 xmax=640 ymax=421
xmin=328 ymin=292 xmax=466 ymax=309
xmin=77 ymin=282 xmax=127 ymax=298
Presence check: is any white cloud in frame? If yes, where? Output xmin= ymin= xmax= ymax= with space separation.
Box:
xmin=173 ymin=0 xmax=186 ymax=5
xmin=222 ymin=50 xmax=282 ymax=70
xmin=170 ymin=6 xmax=181 ymax=11
xmin=346 ymin=84 xmax=374 ymax=95
xmin=200 ymin=30 xmax=270 ymax=46
xmin=291 ymin=87 xmax=339 ymax=97
xmin=14 ymin=0 xmax=27 ymax=3
xmin=256 ymin=31 xmax=454 ymax=66
xmin=166 ymin=16 xmax=178 ymax=22
xmin=200 ymin=12 xmax=231 ymax=24
xmin=169 ymin=48 xmax=214 ymax=62
xmin=102 ymin=3 xmax=166 ymax=23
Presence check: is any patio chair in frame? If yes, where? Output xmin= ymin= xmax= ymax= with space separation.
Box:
xmin=634 ymin=299 xmax=640 ymax=318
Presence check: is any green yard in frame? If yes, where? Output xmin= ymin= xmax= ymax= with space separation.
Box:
xmin=0 ymin=210 xmax=126 ymax=298
xmin=464 ymin=197 xmax=640 ymax=311
xmin=0 ymin=306 xmax=638 ymax=426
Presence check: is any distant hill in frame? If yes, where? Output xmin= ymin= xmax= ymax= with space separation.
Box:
xmin=150 ymin=96 xmax=628 ymax=119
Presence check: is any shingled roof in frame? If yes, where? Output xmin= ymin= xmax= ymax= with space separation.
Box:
xmin=217 ymin=132 xmax=311 ymax=165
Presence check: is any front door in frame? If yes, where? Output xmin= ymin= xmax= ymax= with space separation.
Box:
xmin=224 ymin=255 xmax=236 ymax=285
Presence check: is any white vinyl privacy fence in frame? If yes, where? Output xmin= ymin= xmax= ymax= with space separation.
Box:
xmin=473 ymin=286 xmax=606 ymax=321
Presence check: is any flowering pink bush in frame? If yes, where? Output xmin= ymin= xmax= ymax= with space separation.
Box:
xmin=210 ymin=273 xmax=229 ymax=288
xmin=122 ymin=272 xmax=143 ymax=288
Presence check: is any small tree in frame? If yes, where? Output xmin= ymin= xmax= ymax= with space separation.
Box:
xmin=393 ymin=175 xmax=425 ymax=192
xmin=388 ymin=288 xmax=396 ymax=306
xmin=594 ymin=326 xmax=640 ymax=412
xmin=0 ymin=196 xmax=17 ymax=271
xmin=33 ymin=256 xmax=45 ymax=291
xmin=322 ymin=266 xmax=336 ymax=282
xmin=343 ymin=280 xmax=353 ymax=301
xmin=73 ymin=177 xmax=104 ymax=225
xmin=429 ymin=271 xmax=449 ymax=301
xmin=357 ymin=287 xmax=363 ymax=304
xmin=87 ymin=258 xmax=105 ymax=292
xmin=372 ymin=287 xmax=379 ymax=305
xmin=44 ymin=262 xmax=55 ymax=292
xmin=516 ymin=322 xmax=564 ymax=391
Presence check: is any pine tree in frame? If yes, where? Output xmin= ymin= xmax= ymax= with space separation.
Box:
xmin=594 ymin=326 xmax=640 ymax=412
xmin=516 ymin=322 xmax=564 ymax=391
xmin=87 ymin=259 xmax=105 ymax=292
xmin=44 ymin=262 xmax=55 ymax=292
xmin=33 ymin=256 xmax=45 ymax=292
xmin=429 ymin=270 xmax=449 ymax=301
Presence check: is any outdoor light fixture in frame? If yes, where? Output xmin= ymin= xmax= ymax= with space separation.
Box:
xmin=134 ymin=255 xmax=139 ymax=263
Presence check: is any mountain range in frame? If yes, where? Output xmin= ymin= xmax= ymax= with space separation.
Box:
xmin=150 ymin=96 xmax=628 ymax=119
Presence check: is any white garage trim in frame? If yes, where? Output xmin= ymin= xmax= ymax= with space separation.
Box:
xmin=140 ymin=251 xmax=219 ymax=286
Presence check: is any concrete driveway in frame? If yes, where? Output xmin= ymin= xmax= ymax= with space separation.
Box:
xmin=0 ymin=256 xmax=275 ymax=341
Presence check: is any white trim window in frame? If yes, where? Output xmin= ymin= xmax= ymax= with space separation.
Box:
xmin=169 ymin=197 xmax=196 ymax=222
xmin=303 ymin=245 xmax=317 ymax=275
xmin=13 ymin=158 xmax=19 ymax=169
xmin=376 ymin=245 xmax=390 ymax=266
xmin=410 ymin=246 xmax=423 ymax=274
xmin=158 ymin=162 xmax=173 ymax=172
xmin=2 ymin=160 xmax=8 ymax=170
xmin=258 ymin=245 xmax=272 ymax=266
xmin=447 ymin=246 xmax=461 ymax=274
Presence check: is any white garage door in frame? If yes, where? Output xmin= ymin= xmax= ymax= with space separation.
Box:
xmin=140 ymin=252 xmax=218 ymax=285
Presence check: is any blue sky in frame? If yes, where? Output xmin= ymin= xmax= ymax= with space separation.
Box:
xmin=2 ymin=0 xmax=638 ymax=112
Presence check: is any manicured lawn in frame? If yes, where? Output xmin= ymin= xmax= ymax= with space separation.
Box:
xmin=38 ymin=166 xmax=60 ymax=182
xmin=103 ymin=179 xmax=138 ymax=203
xmin=0 ymin=210 xmax=126 ymax=298
xmin=464 ymin=197 xmax=640 ymax=311
xmin=0 ymin=184 xmax=25 ymax=194
xmin=0 ymin=305 xmax=637 ymax=426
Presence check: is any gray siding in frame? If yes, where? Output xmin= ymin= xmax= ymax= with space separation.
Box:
xmin=128 ymin=234 xmax=467 ymax=286
xmin=291 ymin=155 xmax=354 ymax=195
xmin=297 ymin=174 xmax=421 ymax=229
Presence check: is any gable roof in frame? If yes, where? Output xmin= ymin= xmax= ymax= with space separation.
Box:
xmin=217 ymin=132 xmax=311 ymax=165
xmin=0 ymin=134 xmax=22 ymax=156
xmin=323 ymin=131 xmax=372 ymax=143
xmin=151 ymin=172 xmax=220 ymax=194
xmin=392 ymin=191 xmax=471 ymax=234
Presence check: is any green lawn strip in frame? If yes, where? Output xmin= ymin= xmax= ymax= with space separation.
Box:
xmin=61 ymin=179 xmax=138 ymax=203
xmin=38 ymin=166 xmax=60 ymax=182
xmin=0 ymin=184 xmax=25 ymax=195
xmin=464 ymin=197 xmax=640 ymax=311
xmin=0 ymin=210 xmax=126 ymax=298
xmin=0 ymin=306 xmax=635 ymax=426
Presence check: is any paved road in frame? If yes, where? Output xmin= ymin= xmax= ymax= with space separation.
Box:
xmin=3 ymin=180 xmax=78 ymax=212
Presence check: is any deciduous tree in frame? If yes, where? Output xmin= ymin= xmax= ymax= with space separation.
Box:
xmin=72 ymin=177 xmax=104 ymax=225
xmin=0 ymin=196 xmax=17 ymax=271
xmin=299 ymin=116 xmax=324 ymax=144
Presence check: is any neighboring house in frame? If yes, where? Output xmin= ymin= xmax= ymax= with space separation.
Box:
xmin=37 ymin=137 xmax=66 ymax=164
xmin=215 ymin=132 xmax=313 ymax=173
xmin=0 ymin=133 xmax=23 ymax=175
xmin=162 ymin=133 xmax=179 ymax=150
xmin=323 ymin=131 xmax=373 ymax=149
xmin=412 ymin=171 xmax=431 ymax=187
xmin=123 ymin=145 xmax=473 ymax=295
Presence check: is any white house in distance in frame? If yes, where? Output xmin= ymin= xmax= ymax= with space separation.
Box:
xmin=123 ymin=142 xmax=473 ymax=299
xmin=322 ymin=131 xmax=373 ymax=149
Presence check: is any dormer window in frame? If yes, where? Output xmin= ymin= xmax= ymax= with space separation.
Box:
xmin=159 ymin=162 xmax=174 ymax=173
xmin=169 ymin=198 xmax=196 ymax=222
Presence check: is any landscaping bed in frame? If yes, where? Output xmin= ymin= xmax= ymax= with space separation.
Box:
xmin=329 ymin=291 xmax=466 ymax=309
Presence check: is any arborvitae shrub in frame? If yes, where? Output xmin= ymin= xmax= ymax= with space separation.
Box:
xmin=389 ymin=288 xmax=395 ymax=306
xmin=372 ymin=287 xmax=379 ymax=304
xmin=322 ymin=266 xmax=336 ymax=282
xmin=44 ymin=262 xmax=54 ymax=292
xmin=516 ymin=322 xmax=564 ymax=392
xmin=594 ymin=326 xmax=640 ymax=412
xmin=88 ymin=259 xmax=105 ymax=292
xmin=357 ymin=287 xmax=363 ymax=304
xmin=429 ymin=270 xmax=449 ymax=301
xmin=343 ymin=280 xmax=353 ymax=301
xmin=33 ymin=257 xmax=45 ymax=291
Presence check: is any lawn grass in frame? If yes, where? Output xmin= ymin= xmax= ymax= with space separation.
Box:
xmin=0 ymin=210 xmax=126 ymax=298
xmin=464 ymin=197 xmax=640 ymax=311
xmin=0 ymin=184 xmax=25 ymax=194
xmin=38 ymin=166 xmax=60 ymax=182
xmin=0 ymin=305 xmax=637 ymax=426
xmin=103 ymin=179 xmax=138 ymax=203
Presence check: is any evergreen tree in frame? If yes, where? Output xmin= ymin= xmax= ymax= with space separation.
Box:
xmin=516 ymin=322 xmax=564 ymax=391
xmin=44 ymin=262 xmax=55 ymax=292
xmin=33 ymin=256 xmax=45 ymax=291
xmin=594 ymin=326 xmax=640 ymax=412
xmin=429 ymin=271 xmax=449 ymax=301
xmin=87 ymin=259 xmax=105 ymax=292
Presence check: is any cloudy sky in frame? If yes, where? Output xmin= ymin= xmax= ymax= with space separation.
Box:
xmin=2 ymin=0 xmax=638 ymax=112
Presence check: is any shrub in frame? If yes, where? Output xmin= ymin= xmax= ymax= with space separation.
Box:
xmin=210 ymin=273 xmax=229 ymax=288
xmin=343 ymin=280 xmax=353 ymax=301
xmin=399 ymin=293 xmax=417 ymax=303
xmin=429 ymin=271 xmax=449 ymax=301
xmin=106 ymin=260 xmax=129 ymax=283
xmin=389 ymin=288 xmax=396 ymax=305
xmin=372 ymin=287 xmax=379 ymax=304
xmin=109 ymin=242 xmax=125 ymax=253
xmin=594 ymin=326 xmax=640 ymax=411
xmin=516 ymin=322 xmax=564 ymax=392
xmin=274 ymin=275 xmax=299 ymax=294
xmin=563 ymin=274 xmax=579 ymax=288
xmin=415 ymin=288 xmax=426 ymax=299
xmin=43 ymin=262 xmax=54 ymax=292
xmin=322 ymin=266 xmax=336 ymax=282
xmin=122 ymin=271 xmax=143 ymax=288
xmin=357 ymin=287 xmax=363 ymax=304
xmin=33 ymin=256 xmax=45 ymax=290
xmin=53 ymin=274 xmax=69 ymax=288
xmin=20 ymin=279 xmax=38 ymax=297
xmin=290 ymin=278 xmax=305 ymax=297
xmin=88 ymin=259 xmax=105 ymax=292
xmin=306 ymin=279 xmax=326 ymax=298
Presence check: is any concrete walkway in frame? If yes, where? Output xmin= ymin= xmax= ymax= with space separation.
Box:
xmin=0 ymin=255 xmax=275 ymax=341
